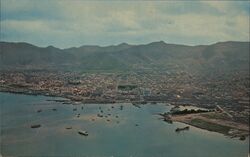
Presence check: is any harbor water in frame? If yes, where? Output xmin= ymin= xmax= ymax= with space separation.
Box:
xmin=0 ymin=92 xmax=249 ymax=157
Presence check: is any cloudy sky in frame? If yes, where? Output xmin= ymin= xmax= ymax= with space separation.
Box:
xmin=1 ymin=0 xmax=249 ymax=48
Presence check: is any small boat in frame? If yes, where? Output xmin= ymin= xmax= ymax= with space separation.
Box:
xmin=97 ymin=114 xmax=103 ymax=117
xmin=52 ymin=108 xmax=57 ymax=111
xmin=31 ymin=124 xmax=41 ymax=128
xmin=37 ymin=109 xmax=42 ymax=113
xmin=78 ymin=130 xmax=88 ymax=136
xmin=66 ymin=127 xmax=72 ymax=129
xmin=141 ymin=101 xmax=147 ymax=104
xmin=132 ymin=103 xmax=141 ymax=108
xmin=239 ymin=136 xmax=246 ymax=141
xmin=175 ymin=126 xmax=189 ymax=132
xmin=62 ymin=102 xmax=71 ymax=104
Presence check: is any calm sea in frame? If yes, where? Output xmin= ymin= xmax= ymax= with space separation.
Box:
xmin=0 ymin=92 xmax=249 ymax=157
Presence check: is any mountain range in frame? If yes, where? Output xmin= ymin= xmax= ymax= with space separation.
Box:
xmin=0 ymin=41 xmax=249 ymax=73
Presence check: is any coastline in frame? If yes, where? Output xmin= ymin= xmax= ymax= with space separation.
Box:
xmin=1 ymin=91 xmax=248 ymax=157
xmin=170 ymin=113 xmax=249 ymax=140
xmin=0 ymin=86 xmax=165 ymax=104
xmin=1 ymin=88 xmax=249 ymax=140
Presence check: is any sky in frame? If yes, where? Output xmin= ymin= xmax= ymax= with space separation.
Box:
xmin=0 ymin=0 xmax=249 ymax=48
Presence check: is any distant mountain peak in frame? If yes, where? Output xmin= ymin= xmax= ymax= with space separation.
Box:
xmin=158 ymin=40 xmax=166 ymax=44
xmin=46 ymin=45 xmax=56 ymax=49
xmin=151 ymin=40 xmax=166 ymax=44
xmin=79 ymin=45 xmax=100 ymax=48
xmin=118 ymin=42 xmax=130 ymax=46
xmin=1 ymin=41 xmax=249 ymax=72
xmin=46 ymin=45 xmax=61 ymax=51
xmin=148 ymin=41 xmax=167 ymax=46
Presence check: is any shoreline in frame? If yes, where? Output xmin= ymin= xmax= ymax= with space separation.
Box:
xmin=170 ymin=113 xmax=249 ymax=140
xmin=0 ymin=87 xmax=169 ymax=104
xmin=1 ymin=89 xmax=249 ymax=140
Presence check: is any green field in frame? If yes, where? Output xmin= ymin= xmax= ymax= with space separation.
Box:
xmin=190 ymin=119 xmax=232 ymax=135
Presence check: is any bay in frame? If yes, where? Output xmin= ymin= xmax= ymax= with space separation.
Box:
xmin=0 ymin=92 xmax=248 ymax=157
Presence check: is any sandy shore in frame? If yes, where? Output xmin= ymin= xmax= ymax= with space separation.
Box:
xmin=171 ymin=112 xmax=249 ymax=138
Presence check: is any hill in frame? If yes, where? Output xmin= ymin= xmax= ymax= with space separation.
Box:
xmin=0 ymin=41 xmax=249 ymax=73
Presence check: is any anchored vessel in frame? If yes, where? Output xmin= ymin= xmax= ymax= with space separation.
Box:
xmin=78 ymin=130 xmax=88 ymax=136
xmin=31 ymin=124 xmax=41 ymax=128
xmin=175 ymin=126 xmax=190 ymax=132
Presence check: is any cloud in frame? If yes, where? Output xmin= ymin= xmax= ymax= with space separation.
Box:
xmin=1 ymin=0 xmax=249 ymax=48
xmin=202 ymin=1 xmax=250 ymax=15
